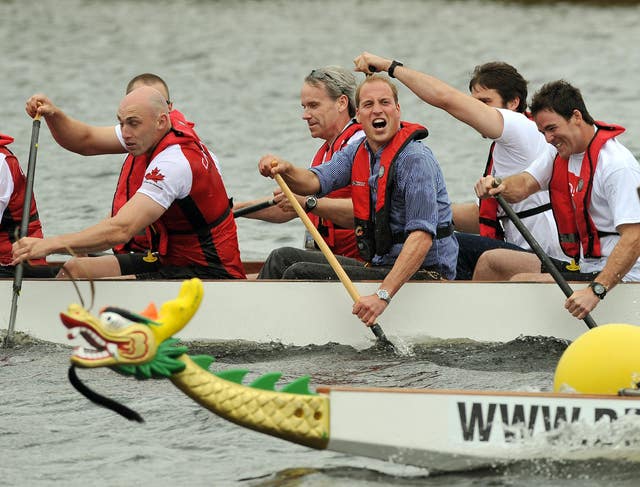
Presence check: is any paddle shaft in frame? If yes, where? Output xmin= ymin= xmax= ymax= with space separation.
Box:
xmin=493 ymin=191 xmax=597 ymax=329
xmin=233 ymin=199 xmax=275 ymax=218
xmin=5 ymin=116 xmax=41 ymax=347
xmin=273 ymin=174 xmax=392 ymax=344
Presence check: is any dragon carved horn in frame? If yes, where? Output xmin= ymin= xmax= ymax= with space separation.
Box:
xmin=153 ymin=278 xmax=204 ymax=342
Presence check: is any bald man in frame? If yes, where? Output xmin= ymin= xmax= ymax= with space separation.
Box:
xmin=14 ymin=86 xmax=245 ymax=280
xmin=25 ymin=73 xmax=222 ymax=255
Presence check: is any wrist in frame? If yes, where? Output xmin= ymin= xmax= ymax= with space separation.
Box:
xmin=376 ymin=288 xmax=391 ymax=304
xmin=387 ymin=60 xmax=404 ymax=78
xmin=304 ymin=195 xmax=318 ymax=213
xmin=52 ymin=236 xmax=71 ymax=255
xmin=588 ymin=281 xmax=608 ymax=300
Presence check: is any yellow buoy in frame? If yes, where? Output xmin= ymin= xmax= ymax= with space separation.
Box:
xmin=554 ymin=323 xmax=640 ymax=394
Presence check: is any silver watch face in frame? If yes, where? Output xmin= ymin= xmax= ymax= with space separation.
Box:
xmin=376 ymin=289 xmax=390 ymax=301
xmin=305 ymin=196 xmax=317 ymax=210
xmin=592 ymin=283 xmax=606 ymax=295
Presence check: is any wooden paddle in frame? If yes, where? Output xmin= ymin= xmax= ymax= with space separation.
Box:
xmin=4 ymin=115 xmax=42 ymax=347
xmin=493 ymin=177 xmax=597 ymax=329
xmin=233 ymin=198 xmax=275 ymax=218
xmin=273 ymin=172 xmax=396 ymax=351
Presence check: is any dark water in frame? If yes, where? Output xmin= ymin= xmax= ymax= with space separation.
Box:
xmin=3 ymin=331 xmax=639 ymax=486
xmin=2 ymin=0 xmax=640 ymax=484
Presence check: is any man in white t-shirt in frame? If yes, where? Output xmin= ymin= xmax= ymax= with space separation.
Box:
xmin=13 ymin=86 xmax=245 ymax=280
xmin=25 ymin=74 xmax=222 ymax=260
xmin=353 ymin=53 xmax=564 ymax=279
xmin=475 ymin=80 xmax=640 ymax=319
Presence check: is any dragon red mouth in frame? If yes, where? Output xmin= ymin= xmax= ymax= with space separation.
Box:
xmin=60 ymin=312 xmax=120 ymax=361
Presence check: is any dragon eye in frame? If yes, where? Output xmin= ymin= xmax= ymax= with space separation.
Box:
xmin=100 ymin=311 xmax=134 ymax=331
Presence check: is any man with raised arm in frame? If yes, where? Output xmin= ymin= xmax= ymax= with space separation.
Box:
xmin=353 ymin=52 xmax=565 ymax=279
xmin=14 ymin=86 xmax=244 ymax=280
xmin=257 ymin=75 xmax=457 ymax=326
xmin=475 ymin=80 xmax=640 ymax=319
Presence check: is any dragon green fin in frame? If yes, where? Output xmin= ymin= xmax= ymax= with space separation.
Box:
xmin=190 ymin=355 xmax=215 ymax=371
xmin=113 ymin=338 xmax=188 ymax=379
xmin=115 ymin=364 xmax=136 ymax=376
xmin=249 ymin=372 xmax=282 ymax=391
xmin=279 ymin=375 xmax=315 ymax=395
xmin=215 ymin=369 xmax=249 ymax=383
xmin=137 ymin=363 xmax=153 ymax=379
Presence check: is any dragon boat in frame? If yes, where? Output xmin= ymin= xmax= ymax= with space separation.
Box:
xmin=60 ymin=279 xmax=640 ymax=472
xmin=3 ymin=272 xmax=640 ymax=348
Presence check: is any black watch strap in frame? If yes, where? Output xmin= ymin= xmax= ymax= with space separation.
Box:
xmin=304 ymin=196 xmax=317 ymax=212
xmin=388 ymin=60 xmax=404 ymax=78
xmin=589 ymin=281 xmax=607 ymax=300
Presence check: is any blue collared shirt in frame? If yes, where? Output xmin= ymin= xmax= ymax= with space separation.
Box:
xmin=310 ymin=137 xmax=458 ymax=278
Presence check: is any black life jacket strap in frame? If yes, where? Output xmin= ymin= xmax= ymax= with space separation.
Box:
xmin=168 ymin=200 xmax=232 ymax=236
xmin=598 ymin=230 xmax=619 ymax=238
xmin=498 ymin=202 xmax=551 ymax=221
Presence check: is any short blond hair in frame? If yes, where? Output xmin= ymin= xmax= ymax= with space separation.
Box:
xmin=355 ymin=74 xmax=399 ymax=107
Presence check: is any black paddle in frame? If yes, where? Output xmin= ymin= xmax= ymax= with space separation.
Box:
xmin=233 ymin=199 xmax=275 ymax=218
xmin=492 ymin=177 xmax=597 ymax=329
xmin=4 ymin=115 xmax=42 ymax=348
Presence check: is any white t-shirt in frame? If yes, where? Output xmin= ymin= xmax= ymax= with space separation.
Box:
xmin=345 ymin=130 xmax=366 ymax=149
xmin=115 ymin=124 xmax=223 ymax=177
xmin=0 ymin=155 xmax=15 ymax=223
xmin=313 ymin=124 xmax=365 ymax=165
xmin=136 ymin=144 xmax=193 ymax=210
xmin=492 ymin=108 xmax=566 ymax=260
xmin=526 ymin=132 xmax=640 ymax=280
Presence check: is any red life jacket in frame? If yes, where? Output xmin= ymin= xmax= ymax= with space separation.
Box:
xmin=549 ymin=122 xmax=624 ymax=261
xmin=477 ymin=112 xmax=552 ymax=240
xmin=141 ymin=126 xmax=244 ymax=278
xmin=477 ymin=142 xmax=504 ymax=240
xmin=351 ymin=122 xmax=429 ymax=262
xmin=0 ymin=134 xmax=46 ymax=265
xmin=309 ymin=121 xmax=362 ymax=259
xmin=111 ymin=110 xmax=207 ymax=254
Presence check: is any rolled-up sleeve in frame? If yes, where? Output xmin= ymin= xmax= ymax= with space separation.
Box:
xmin=309 ymin=143 xmax=358 ymax=197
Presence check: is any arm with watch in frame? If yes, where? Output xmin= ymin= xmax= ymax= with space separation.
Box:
xmin=353 ymin=230 xmax=432 ymax=326
xmin=564 ymin=223 xmax=640 ymax=320
xmin=258 ymin=155 xmax=354 ymax=227
xmin=304 ymin=195 xmax=355 ymax=229
xmin=352 ymin=52 xmax=506 ymax=140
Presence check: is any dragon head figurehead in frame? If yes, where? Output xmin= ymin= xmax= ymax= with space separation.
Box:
xmin=60 ymin=278 xmax=203 ymax=371
xmin=61 ymin=277 xmax=328 ymax=447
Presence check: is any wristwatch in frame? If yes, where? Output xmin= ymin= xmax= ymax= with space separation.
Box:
xmin=387 ymin=60 xmax=404 ymax=78
xmin=589 ymin=281 xmax=608 ymax=300
xmin=376 ymin=288 xmax=391 ymax=304
xmin=304 ymin=196 xmax=318 ymax=212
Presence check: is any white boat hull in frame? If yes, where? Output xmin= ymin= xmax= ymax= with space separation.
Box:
xmin=2 ymin=279 xmax=640 ymax=347
xmin=320 ymin=386 xmax=640 ymax=471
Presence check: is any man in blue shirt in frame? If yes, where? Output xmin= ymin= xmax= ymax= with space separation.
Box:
xmin=257 ymin=74 xmax=457 ymax=326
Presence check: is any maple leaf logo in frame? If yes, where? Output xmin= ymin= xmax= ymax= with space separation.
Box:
xmin=145 ymin=167 xmax=165 ymax=183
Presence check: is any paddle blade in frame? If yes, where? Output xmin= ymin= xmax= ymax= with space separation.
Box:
xmin=371 ymin=324 xmax=396 ymax=353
